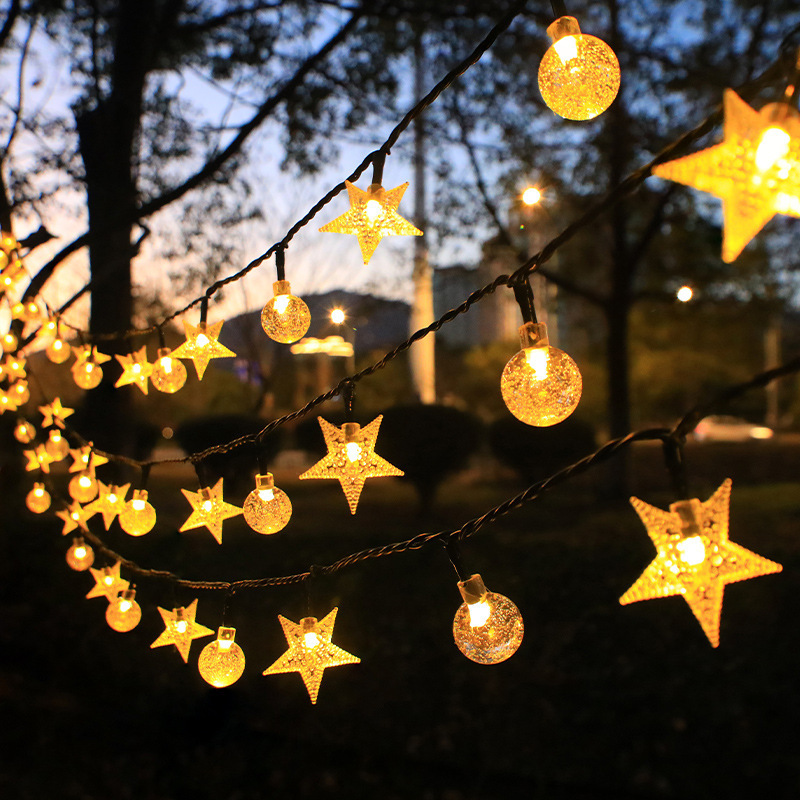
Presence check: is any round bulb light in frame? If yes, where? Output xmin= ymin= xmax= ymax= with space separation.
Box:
xmin=26 ymin=482 xmax=51 ymax=513
xmin=72 ymin=360 xmax=102 ymax=389
xmin=66 ymin=537 xmax=95 ymax=571
xmin=69 ymin=470 xmax=99 ymax=503
xmin=11 ymin=381 xmax=30 ymax=404
xmin=243 ymin=473 xmax=292 ymax=534
xmin=198 ymin=627 xmax=246 ymax=688
xmin=2 ymin=332 xmax=18 ymax=352
xmin=261 ymin=280 xmax=311 ymax=344
xmin=14 ymin=419 xmax=35 ymax=443
xmin=452 ymin=574 xmax=524 ymax=664
xmin=106 ymin=588 xmax=142 ymax=632
xmin=46 ymin=337 xmax=70 ymax=364
xmin=538 ymin=16 xmax=620 ymax=121
xmin=45 ymin=429 xmax=70 ymax=461
xmin=119 ymin=489 xmax=157 ymax=536
xmin=501 ymin=322 xmax=582 ymax=426
xmin=151 ymin=348 xmax=187 ymax=393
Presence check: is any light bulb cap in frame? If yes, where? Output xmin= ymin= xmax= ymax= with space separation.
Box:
xmin=300 ymin=617 xmax=318 ymax=634
xmin=119 ymin=587 xmax=137 ymax=602
xmin=217 ymin=626 xmax=236 ymax=642
xmin=457 ymin=573 xmax=488 ymax=605
xmin=132 ymin=488 xmax=149 ymax=502
xmin=670 ymin=498 xmax=703 ymax=538
xmin=156 ymin=347 xmax=172 ymax=359
xmin=255 ymin=473 xmax=275 ymax=491
xmin=273 ymin=280 xmax=292 ymax=296
xmin=367 ymin=183 xmax=385 ymax=198
xmin=343 ymin=422 xmax=361 ymax=442
xmin=519 ymin=321 xmax=549 ymax=350
xmin=547 ymin=15 xmax=580 ymax=43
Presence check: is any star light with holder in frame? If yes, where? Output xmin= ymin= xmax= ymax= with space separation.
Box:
xmin=179 ymin=477 xmax=242 ymax=544
xmin=65 ymin=537 xmax=94 ymax=571
xmin=26 ymin=482 xmax=51 ymax=513
xmin=71 ymin=344 xmax=111 ymax=390
xmin=106 ymin=588 xmax=142 ymax=632
xmin=24 ymin=444 xmax=54 ymax=473
xmin=260 ymin=248 xmax=311 ymax=344
xmin=56 ymin=500 xmax=91 ymax=534
xmin=85 ymin=481 xmax=130 ymax=529
xmin=150 ymin=598 xmax=214 ymax=663
xmin=652 ymin=80 xmax=800 ymax=262
xmin=86 ymin=561 xmax=130 ymax=601
xmin=114 ymin=346 xmax=153 ymax=394
xmin=1 ymin=353 xmax=26 ymax=380
xmin=198 ymin=627 xmax=246 ymax=688
xmin=68 ymin=443 xmax=108 ymax=473
xmin=243 ymin=473 xmax=292 ymax=534
xmin=620 ymin=479 xmax=782 ymax=647
xmin=262 ymin=608 xmax=360 ymax=704
xmin=39 ymin=398 xmax=74 ymax=429
xmin=171 ymin=304 xmax=236 ymax=380
xmin=0 ymin=388 xmax=19 ymax=413
xmin=299 ymin=414 xmax=403 ymax=514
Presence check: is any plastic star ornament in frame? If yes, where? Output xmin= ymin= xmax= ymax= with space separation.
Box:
xmin=56 ymin=501 xmax=91 ymax=535
xmin=299 ymin=416 xmax=403 ymax=514
xmin=172 ymin=320 xmax=235 ymax=379
xmin=86 ymin=561 xmax=129 ymax=601
xmin=620 ymin=479 xmax=782 ymax=647
xmin=24 ymin=444 xmax=54 ymax=473
xmin=652 ymin=90 xmax=800 ymax=262
xmin=319 ymin=181 xmax=422 ymax=264
xmin=179 ymin=478 xmax=243 ymax=544
xmin=150 ymin=599 xmax=214 ymax=663
xmin=39 ymin=398 xmax=74 ymax=429
xmin=262 ymin=608 xmax=360 ymax=704
xmin=68 ymin=443 xmax=108 ymax=473
xmin=85 ymin=481 xmax=130 ymax=530
xmin=114 ymin=347 xmax=153 ymax=394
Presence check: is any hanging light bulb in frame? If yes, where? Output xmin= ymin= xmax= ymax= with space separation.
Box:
xmin=10 ymin=380 xmax=29 ymax=405
xmin=14 ymin=419 xmax=35 ymax=443
xmin=46 ymin=336 xmax=70 ymax=364
xmin=243 ymin=473 xmax=292 ymax=534
xmin=69 ymin=470 xmax=99 ymax=503
xmin=452 ymin=574 xmax=524 ymax=664
xmin=26 ymin=482 xmax=51 ymax=513
xmin=66 ymin=537 xmax=95 ymax=571
xmin=538 ymin=16 xmax=620 ymax=121
xmin=106 ymin=588 xmax=142 ymax=633
xmin=198 ymin=627 xmax=246 ymax=688
xmin=119 ymin=489 xmax=157 ymax=536
xmin=150 ymin=347 xmax=188 ymax=393
xmin=500 ymin=321 xmax=582 ymax=426
xmin=71 ymin=359 xmax=101 ymax=389
xmin=2 ymin=331 xmax=18 ymax=352
xmin=260 ymin=280 xmax=311 ymax=344
xmin=45 ymin=428 xmax=70 ymax=461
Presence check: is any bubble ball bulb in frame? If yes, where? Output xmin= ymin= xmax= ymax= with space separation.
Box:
xmin=452 ymin=574 xmax=524 ymax=665
xmin=69 ymin=470 xmax=99 ymax=503
xmin=151 ymin=347 xmax=187 ymax=393
xmin=106 ymin=588 xmax=142 ymax=632
xmin=243 ymin=473 xmax=292 ymax=534
xmin=66 ymin=537 xmax=95 ymax=571
xmin=261 ymin=280 xmax=311 ymax=344
xmin=46 ymin=337 xmax=70 ymax=364
xmin=198 ymin=627 xmax=246 ymax=688
xmin=501 ymin=322 xmax=582 ymax=426
xmin=45 ymin=429 xmax=70 ymax=461
xmin=14 ymin=419 xmax=35 ymax=443
xmin=72 ymin=359 xmax=102 ymax=389
xmin=119 ymin=489 xmax=157 ymax=536
xmin=538 ymin=16 xmax=620 ymax=121
xmin=26 ymin=482 xmax=51 ymax=513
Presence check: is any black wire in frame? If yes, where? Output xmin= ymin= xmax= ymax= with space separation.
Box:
xmin=275 ymin=246 xmax=286 ymax=283
xmin=512 ymin=277 xmax=537 ymax=324
xmin=661 ymin=434 xmax=689 ymax=500
xmin=371 ymin=151 xmax=386 ymax=185
xmin=550 ymin=0 xmax=567 ymax=18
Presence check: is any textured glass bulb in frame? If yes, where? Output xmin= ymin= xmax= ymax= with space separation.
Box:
xmin=119 ymin=489 xmax=157 ymax=536
xmin=46 ymin=429 xmax=70 ymax=461
xmin=676 ymin=535 xmax=706 ymax=567
xmin=198 ymin=627 xmax=246 ymax=688
xmin=69 ymin=470 xmax=98 ymax=503
xmin=754 ymin=126 xmax=791 ymax=172
xmin=11 ymin=381 xmax=30 ymax=404
xmin=106 ymin=588 xmax=142 ymax=632
xmin=26 ymin=482 xmax=51 ymax=513
xmin=2 ymin=331 xmax=18 ymax=352
xmin=243 ymin=473 xmax=292 ymax=534
xmin=452 ymin=574 xmax=524 ymax=664
xmin=66 ymin=537 xmax=95 ymax=571
xmin=261 ymin=280 xmax=311 ymax=343
xmin=151 ymin=347 xmax=187 ymax=393
xmin=538 ymin=16 xmax=620 ymax=121
xmin=501 ymin=322 xmax=582 ymax=426
xmin=46 ymin=337 xmax=70 ymax=364
xmin=72 ymin=360 xmax=102 ymax=389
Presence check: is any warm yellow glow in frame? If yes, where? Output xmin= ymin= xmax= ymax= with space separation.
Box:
xmin=202 ymin=499 xmax=213 ymax=512
xmin=160 ymin=356 xmax=172 ymax=371
xmin=467 ymin=599 xmax=491 ymax=628
xmin=754 ymin=126 xmax=791 ymax=172
xmin=180 ymin=478 xmax=243 ymax=544
xmin=244 ymin=473 xmax=292 ymax=535
xmin=108 ymin=493 xmax=118 ymax=504
xmin=525 ymin=346 xmax=549 ymax=379
xmin=258 ymin=488 xmax=275 ymax=502
xmin=132 ymin=498 xmax=146 ymax=511
xmin=330 ymin=308 xmax=346 ymax=324
xmin=303 ymin=631 xmax=320 ymax=649
xmin=119 ymin=599 xmax=132 ymax=613
xmin=274 ymin=294 xmax=291 ymax=314
xmin=677 ymin=285 xmax=693 ymax=302
xmin=522 ymin=186 xmax=542 ymax=206
xmin=104 ymin=575 xmax=114 ymax=585
xmin=85 ymin=362 xmax=94 ymax=373
xmin=176 ymin=620 xmax=188 ymax=634
xmin=261 ymin=281 xmax=311 ymax=344
xmin=198 ymin=627 xmax=246 ymax=687
xmin=196 ymin=333 xmax=209 ymax=347
xmin=34 ymin=487 xmax=44 ymax=497
xmin=74 ymin=546 xmax=87 ymax=559
xmin=676 ymin=535 xmax=706 ymax=566
xmin=218 ymin=638 xmax=233 ymax=651
xmin=2 ymin=332 xmax=17 ymax=350
xmin=71 ymin=512 xmax=80 ymax=521
xmin=365 ymin=199 xmax=384 ymax=225
xmin=553 ymin=34 xmax=578 ymax=64
xmin=751 ymin=426 xmax=774 ymax=440
xmin=345 ymin=441 xmax=362 ymax=462
xmin=79 ymin=475 xmax=91 ymax=488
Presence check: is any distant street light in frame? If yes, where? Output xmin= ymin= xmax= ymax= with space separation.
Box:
xmin=522 ymin=186 xmax=542 ymax=206
xmin=330 ymin=308 xmax=346 ymax=325
xmin=676 ymin=285 xmax=693 ymax=303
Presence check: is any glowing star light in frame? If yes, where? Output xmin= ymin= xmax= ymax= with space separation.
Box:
xmin=115 ymin=347 xmax=153 ymax=394
xmin=39 ymin=398 xmax=74 ymax=429
xmin=68 ymin=444 xmax=108 ymax=473
xmin=299 ymin=416 xmax=403 ymax=514
xmin=319 ymin=181 xmax=422 ymax=264
xmin=172 ymin=320 xmax=235 ymax=379
xmin=56 ymin=501 xmax=91 ymax=535
xmin=262 ymin=608 xmax=360 ymax=704
xmin=85 ymin=481 xmax=130 ymax=529
xmin=86 ymin=561 xmax=129 ymax=601
xmin=653 ymin=89 xmax=800 ymax=262
xmin=24 ymin=444 xmax=55 ymax=473
xmin=620 ymin=479 xmax=782 ymax=647
xmin=198 ymin=627 xmax=246 ymax=688
xmin=150 ymin=598 xmax=214 ymax=663
xmin=179 ymin=478 xmax=242 ymax=544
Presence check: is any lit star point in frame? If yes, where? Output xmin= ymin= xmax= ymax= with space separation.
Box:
xmin=86 ymin=561 xmax=129 ymax=600
xmin=179 ymin=477 xmax=242 ymax=544
xmin=115 ymin=346 xmax=153 ymax=394
xmin=172 ymin=320 xmax=235 ymax=379
xmin=68 ymin=443 xmax=109 ymax=473
xmin=85 ymin=481 xmax=130 ymax=529
xmin=39 ymin=398 xmax=74 ymax=429
xmin=150 ymin=598 xmax=214 ymax=663
xmin=56 ymin=501 xmax=92 ymax=535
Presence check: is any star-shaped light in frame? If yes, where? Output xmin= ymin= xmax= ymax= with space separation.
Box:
xmin=68 ymin=443 xmax=109 ymax=473
xmin=299 ymin=416 xmax=403 ymax=514
xmin=86 ymin=561 xmax=129 ymax=601
xmin=179 ymin=477 xmax=242 ymax=544
xmin=24 ymin=444 xmax=54 ymax=473
xmin=0 ymin=389 xmax=19 ymax=413
xmin=72 ymin=344 xmax=112 ymax=367
xmin=150 ymin=598 xmax=214 ymax=663
xmin=319 ymin=181 xmax=422 ymax=264
xmin=653 ymin=90 xmax=800 ymax=262
xmin=171 ymin=320 xmax=236 ymax=379
xmin=114 ymin=346 xmax=153 ymax=394
xmin=85 ymin=481 xmax=130 ymax=529
xmin=39 ymin=398 xmax=74 ymax=429
xmin=620 ymin=479 xmax=782 ymax=647
xmin=1 ymin=354 xmax=26 ymax=380
xmin=262 ymin=608 xmax=360 ymax=704
xmin=56 ymin=501 xmax=92 ymax=534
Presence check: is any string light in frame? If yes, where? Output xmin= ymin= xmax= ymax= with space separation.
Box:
xmin=45 ymin=428 xmax=70 ymax=461
xmin=39 ymin=398 xmax=74 ymax=428
xmin=86 ymin=481 xmax=130 ymax=529
xmin=46 ymin=337 xmax=71 ymax=364
xmin=13 ymin=419 xmax=35 ymax=443
xmin=198 ymin=627 xmax=246 ymax=687
xmin=620 ymin=479 xmax=783 ymax=647
xmin=263 ymin=608 xmax=360 ymax=704
xmin=299 ymin=416 xmax=403 ymax=514
xmin=2 ymin=353 xmax=26 ymax=380
xmin=150 ymin=347 xmax=187 ymax=393
xmin=65 ymin=537 xmax=94 ymax=571
xmin=106 ymin=588 xmax=142 ymax=633
xmin=243 ymin=473 xmax=292 ymax=534
xmin=1 ymin=331 xmax=18 ymax=352
xmin=25 ymin=482 xmax=51 ymax=513
xmin=538 ymin=15 xmax=620 ymax=121
xmin=119 ymin=489 xmax=157 ymax=536
xmin=9 ymin=380 xmax=29 ymax=405
xmin=56 ymin=500 xmax=91 ymax=535
xmin=500 ymin=321 xmax=582 ymax=426
xmin=68 ymin=443 xmax=108 ymax=473
xmin=115 ymin=346 xmax=153 ymax=394
xmin=179 ymin=478 xmax=243 ymax=544
xmin=172 ymin=320 xmax=236 ymax=379
xmin=261 ymin=280 xmax=311 ymax=344
xmin=319 ymin=180 xmax=422 ymax=264
xmin=24 ymin=444 xmax=54 ymax=473
xmin=150 ymin=599 xmax=214 ymax=663
xmin=68 ymin=470 xmax=99 ymax=504
xmin=86 ymin=561 xmax=129 ymax=601
xmin=452 ymin=573 xmax=524 ymax=664
xmin=71 ymin=345 xmax=111 ymax=390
